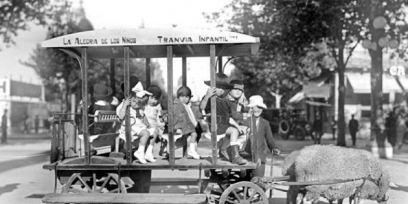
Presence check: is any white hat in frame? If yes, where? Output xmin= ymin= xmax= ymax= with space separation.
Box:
xmin=247 ymin=95 xmax=267 ymax=109
xmin=131 ymin=81 xmax=152 ymax=98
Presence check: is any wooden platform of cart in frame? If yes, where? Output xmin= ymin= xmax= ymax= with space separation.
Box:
xmin=43 ymin=155 xmax=257 ymax=171
xmin=43 ymin=193 xmax=207 ymax=204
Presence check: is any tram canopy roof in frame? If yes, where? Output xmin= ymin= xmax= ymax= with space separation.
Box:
xmin=41 ymin=28 xmax=260 ymax=59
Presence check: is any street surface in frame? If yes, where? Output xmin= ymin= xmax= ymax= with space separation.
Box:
xmin=0 ymin=132 xmax=407 ymax=204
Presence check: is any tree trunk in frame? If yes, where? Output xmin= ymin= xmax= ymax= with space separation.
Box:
xmin=270 ymin=91 xmax=282 ymax=109
xmin=369 ymin=1 xmax=385 ymax=147
xmin=337 ymin=51 xmax=346 ymax=146
xmin=275 ymin=95 xmax=282 ymax=109
xmin=369 ymin=39 xmax=384 ymax=147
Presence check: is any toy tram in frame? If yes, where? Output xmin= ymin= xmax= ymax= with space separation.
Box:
xmin=40 ymin=28 xmax=271 ymax=204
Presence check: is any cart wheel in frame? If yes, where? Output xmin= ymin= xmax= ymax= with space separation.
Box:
xmin=62 ymin=172 xmax=129 ymax=193
xmin=50 ymin=135 xmax=60 ymax=163
xmin=294 ymin=127 xmax=306 ymax=141
xmin=279 ymin=120 xmax=290 ymax=134
xmin=220 ymin=181 xmax=268 ymax=204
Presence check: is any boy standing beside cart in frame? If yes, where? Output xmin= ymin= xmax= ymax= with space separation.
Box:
xmin=244 ymin=95 xmax=281 ymax=176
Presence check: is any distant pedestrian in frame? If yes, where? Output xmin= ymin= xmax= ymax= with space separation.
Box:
xmin=23 ymin=114 xmax=30 ymax=134
xmin=34 ymin=115 xmax=40 ymax=134
xmin=313 ymin=115 xmax=323 ymax=144
xmin=331 ymin=116 xmax=337 ymax=140
xmin=396 ymin=113 xmax=406 ymax=150
xmin=1 ymin=109 xmax=7 ymax=143
xmin=385 ymin=110 xmax=397 ymax=146
xmin=348 ymin=114 xmax=359 ymax=146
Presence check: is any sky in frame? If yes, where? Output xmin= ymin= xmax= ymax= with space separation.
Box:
xmin=0 ymin=0 xmax=234 ymax=99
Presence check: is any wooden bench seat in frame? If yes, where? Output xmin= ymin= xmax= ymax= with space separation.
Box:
xmin=42 ymin=193 xmax=207 ymax=204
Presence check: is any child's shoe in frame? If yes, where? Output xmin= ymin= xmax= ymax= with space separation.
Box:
xmin=145 ymin=153 xmax=157 ymax=163
xmin=187 ymin=143 xmax=200 ymax=160
xmin=134 ymin=150 xmax=147 ymax=164
xmin=145 ymin=145 xmax=157 ymax=163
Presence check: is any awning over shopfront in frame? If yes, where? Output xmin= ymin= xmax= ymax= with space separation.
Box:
xmin=302 ymin=84 xmax=331 ymax=98
xmin=288 ymin=84 xmax=331 ymax=103
xmin=346 ymin=73 xmax=408 ymax=93
xmin=288 ymin=92 xmax=305 ymax=103
xmin=305 ymin=100 xmax=331 ymax=107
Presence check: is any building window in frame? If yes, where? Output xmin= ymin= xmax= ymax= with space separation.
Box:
xmin=361 ymin=110 xmax=371 ymax=118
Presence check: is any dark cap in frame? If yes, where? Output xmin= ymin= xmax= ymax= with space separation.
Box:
xmin=146 ymin=85 xmax=162 ymax=99
xmin=120 ymin=75 xmax=140 ymax=92
xmin=230 ymin=79 xmax=244 ymax=91
xmin=203 ymin=72 xmax=233 ymax=89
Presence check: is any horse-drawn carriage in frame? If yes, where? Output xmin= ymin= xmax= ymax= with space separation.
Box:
xmin=41 ymin=28 xmax=390 ymax=204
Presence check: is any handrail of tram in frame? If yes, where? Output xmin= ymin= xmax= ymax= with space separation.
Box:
xmin=41 ymin=28 xmax=260 ymax=167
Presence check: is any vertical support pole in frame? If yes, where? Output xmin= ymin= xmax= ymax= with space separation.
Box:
xmin=81 ymin=47 xmax=90 ymax=165
xmin=182 ymin=57 xmax=187 ymax=86
xmin=210 ymin=45 xmax=217 ymax=165
xmin=146 ymin=58 xmax=151 ymax=87
xmin=124 ymin=47 xmax=133 ymax=164
xmin=218 ymin=56 xmax=223 ymax=73
xmin=251 ymin=118 xmax=257 ymax=163
xmin=110 ymin=59 xmax=116 ymax=97
xmin=167 ymin=46 xmax=175 ymax=165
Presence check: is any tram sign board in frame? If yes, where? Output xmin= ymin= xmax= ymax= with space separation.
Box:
xmin=41 ymin=28 xmax=260 ymax=48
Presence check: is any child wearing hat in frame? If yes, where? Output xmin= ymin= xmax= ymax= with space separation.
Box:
xmin=116 ymin=77 xmax=158 ymax=164
xmin=227 ymin=79 xmax=250 ymax=122
xmin=173 ymin=86 xmax=203 ymax=159
xmin=217 ymin=79 xmax=251 ymax=159
xmin=199 ymin=74 xmax=248 ymax=165
xmin=243 ymin=95 xmax=281 ymax=176
xmin=88 ymin=83 xmax=116 ymax=135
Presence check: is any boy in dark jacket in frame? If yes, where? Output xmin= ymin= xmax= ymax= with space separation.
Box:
xmin=244 ymin=95 xmax=280 ymax=176
xmin=200 ymin=76 xmax=248 ymax=165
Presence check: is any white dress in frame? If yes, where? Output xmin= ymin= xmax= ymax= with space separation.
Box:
xmin=116 ymin=102 xmax=155 ymax=141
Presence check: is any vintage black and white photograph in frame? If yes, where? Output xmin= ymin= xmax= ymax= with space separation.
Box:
xmin=1 ymin=0 xmax=408 ymax=203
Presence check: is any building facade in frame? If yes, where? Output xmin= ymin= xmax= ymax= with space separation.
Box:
xmin=0 ymin=78 xmax=58 ymax=134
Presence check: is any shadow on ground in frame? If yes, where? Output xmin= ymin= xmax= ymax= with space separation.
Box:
xmin=0 ymin=152 xmax=48 ymax=174
xmin=0 ymin=183 xmax=20 ymax=196
xmin=391 ymin=184 xmax=408 ymax=194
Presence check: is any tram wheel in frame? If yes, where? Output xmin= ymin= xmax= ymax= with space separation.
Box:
xmin=62 ymin=172 xmax=129 ymax=193
xmin=219 ymin=181 xmax=268 ymax=204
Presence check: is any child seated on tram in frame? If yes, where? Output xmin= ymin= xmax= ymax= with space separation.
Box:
xmin=116 ymin=80 xmax=158 ymax=164
xmin=173 ymin=86 xmax=203 ymax=160
xmin=144 ymin=85 xmax=167 ymax=156
xmin=199 ymin=74 xmax=248 ymax=165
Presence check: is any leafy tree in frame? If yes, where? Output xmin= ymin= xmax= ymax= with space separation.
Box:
xmin=0 ymin=0 xmax=66 ymax=51
xmin=22 ymin=2 xmax=165 ymax=112
xmin=206 ymin=0 xmax=407 ymax=146
xmin=22 ymin=1 xmax=92 ymax=112
xmin=205 ymin=0 xmax=328 ymax=108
